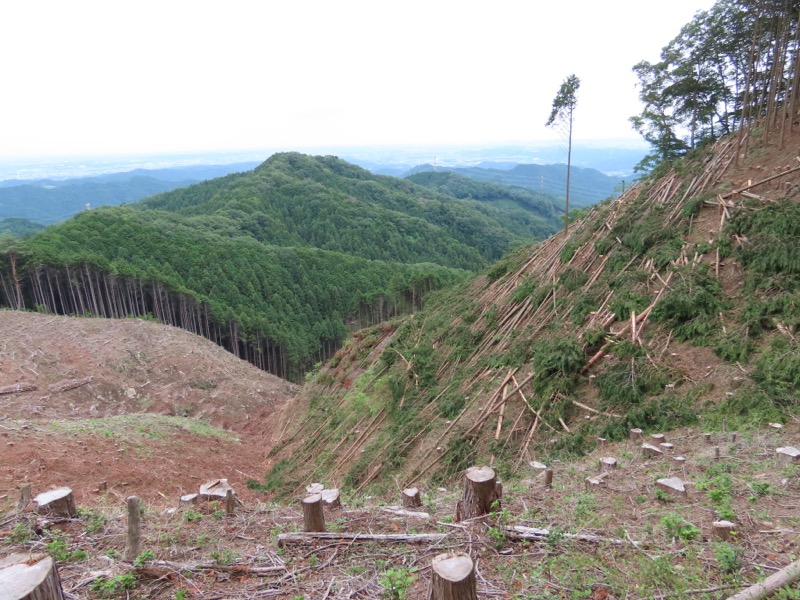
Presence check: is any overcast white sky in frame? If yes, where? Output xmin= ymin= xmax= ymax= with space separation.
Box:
xmin=0 ymin=1 xmax=717 ymax=158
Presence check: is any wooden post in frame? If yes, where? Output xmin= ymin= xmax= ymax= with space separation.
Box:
xmin=225 ymin=489 xmax=235 ymax=517
xmin=33 ymin=488 xmax=76 ymax=518
xmin=125 ymin=496 xmax=141 ymax=561
xmin=428 ymin=552 xmax=477 ymax=600
xmin=18 ymin=483 xmax=32 ymax=511
xmin=302 ymin=494 xmax=325 ymax=532
xmin=403 ymin=487 xmax=422 ymax=508
xmin=0 ymin=553 xmax=65 ymax=600
xmin=456 ymin=466 xmax=500 ymax=521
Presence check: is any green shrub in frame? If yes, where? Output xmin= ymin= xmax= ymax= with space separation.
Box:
xmin=660 ymin=513 xmax=701 ymax=541
xmin=753 ymin=337 xmax=800 ymax=405
xmin=651 ymin=267 xmax=726 ymax=342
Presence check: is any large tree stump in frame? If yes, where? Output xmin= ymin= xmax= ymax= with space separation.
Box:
xmin=403 ymin=487 xmax=422 ymax=508
xmin=33 ymin=488 xmax=76 ymax=518
xmin=302 ymin=494 xmax=325 ymax=532
xmin=428 ymin=552 xmax=477 ymax=600
xmin=0 ymin=553 xmax=65 ymax=600
xmin=456 ymin=466 xmax=500 ymax=521
xmin=125 ymin=496 xmax=141 ymax=561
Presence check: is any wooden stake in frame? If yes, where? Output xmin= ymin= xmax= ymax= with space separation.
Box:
xmin=428 ymin=553 xmax=477 ymax=600
xmin=125 ymin=496 xmax=141 ymax=562
xmin=17 ymin=483 xmax=31 ymax=511
xmin=225 ymin=489 xmax=235 ymax=517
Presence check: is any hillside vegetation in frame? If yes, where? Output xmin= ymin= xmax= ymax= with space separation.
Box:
xmin=0 ymin=153 xmax=562 ymax=380
xmin=265 ymin=128 xmax=800 ymax=497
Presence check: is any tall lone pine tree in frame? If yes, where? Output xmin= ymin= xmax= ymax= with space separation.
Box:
xmin=546 ymin=74 xmax=581 ymax=235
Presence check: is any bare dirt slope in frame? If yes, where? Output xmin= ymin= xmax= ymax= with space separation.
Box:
xmin=0 ymin=311 xmax=298 ymax=503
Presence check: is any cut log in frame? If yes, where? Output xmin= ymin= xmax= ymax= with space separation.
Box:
xmin=725 ymin=557 xmax=800 ymax=600
xmin=713 ymin=520 xmax=737 ymax=541
xmin=0 ymin=553 xmax=65 ymax=600
xmin=585 ymin=476 xmax=605 ymax=490
xmin=529 ymin=461 xmax=548 ymax=472
xmin=504 ymin=525 xmax=638 ymax=547
xmin=656 ymin=477 xmax=687 ymax=498
xmin=180 ymin=494 xmax=198 ymax=505
xmin=124 ymin=496 xmax=141 ymax=561
xmin=33 ymin=488 xmax=76 ymax=518
xmin=599 ymin=457 xmax=617 ymax=473
xmin=642 ymin=443 xmax=664 ymax=458
xmin=320 ymin=488 xmax=341 ymax=509
xmin=456 ymin=466 xmax=500 ymax=521
xmin=379 ymin=506 xmax=431 ymax=519
xmin=428 ymin=552 xmax=477 ymax=600
xmin=776 ymin=447 xmax=800 ymax=462
xmin=276 ymin=531 xmax=446 ymax=548
xmin=18 ymin=483 xmax=31 ymax=511
xmin=302 ymin=494 xmax=325 ymax=532
xmin=402 ymin=487 xmax=422 ymax=508
xmin=0 ymin=382 xmax=37 ymax=396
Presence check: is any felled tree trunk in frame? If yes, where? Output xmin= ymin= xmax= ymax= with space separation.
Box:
xmin=302 ymin=494 xmax=325 ymax=532
xmin=428 ymin=553 xmax=477 ymax=600
xmin=33 ymin=488 xmax=76 ymax=518
xmin=0 ymin=553 xmax=65 ymax=600
xmin=456 ymin=466 xmax=500 ymax=521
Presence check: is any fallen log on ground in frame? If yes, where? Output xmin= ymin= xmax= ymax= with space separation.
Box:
xmin=276 ymin=531 xmax=447 ymax=548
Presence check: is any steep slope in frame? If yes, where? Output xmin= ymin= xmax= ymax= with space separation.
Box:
xmin=0 ymin=311 xmax=298 ymax=503
xmin=265 ymin=128 xmax=800 ymax=496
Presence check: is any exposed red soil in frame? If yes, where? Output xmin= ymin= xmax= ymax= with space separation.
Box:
xmin=0 ymin=311 xmax=298 ymax=505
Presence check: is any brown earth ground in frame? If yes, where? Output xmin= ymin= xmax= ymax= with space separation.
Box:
xmin=0 ymin=311 xmax=298 ymax=505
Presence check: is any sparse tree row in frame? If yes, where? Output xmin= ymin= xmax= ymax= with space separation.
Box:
xmin=632 ymin=0 xmax=800 ymax=170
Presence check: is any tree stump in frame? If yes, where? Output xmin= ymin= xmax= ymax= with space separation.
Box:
xmin=18 ymin=484 xmax=32 ymax=511
xmin=124 ymin=496 xmax=141 ymax=561
xmin=302 ymin=494 xmax=325 ymax=532
xmin=320 ymin=488 xmax=341 ymax=509
xmin=428 ymin=552 xmax=477 ymax=600
xmin=656 ymin=477 xmax=687 ymax=498
xmin=33 ymin=488 xmax=76 ymax=518
xmin=306 ymin=482 xmax=325 ymax=495
xmin=704 ymin=432 xmax=713 ymax=444
xmin=776 ymin=447 xmax=800 ymax=462
xmin=0 ymin=553 xmax=65 ymax=600
xmin=641 ymin=443 xmax=664 ymax=458
xmin=599 ymin=457 xmax=617 ymax=473
xmin=629 ymin=428 xmax=643 ymax=441
xmin=650 ymin=433 xmax=666 ymax=443
xmin=456 ymin=466 xmax=500 ymax=521
xmin=712 ymin=520 xmax=737 ymax=541
xmin=403 ymin=487 xmax=422 ymax=508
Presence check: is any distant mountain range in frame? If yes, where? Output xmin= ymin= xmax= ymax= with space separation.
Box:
xmin=0 ymin=162 xmax=259 ymax=224
xmin=407 ymin=162 xmax=623 ymax=207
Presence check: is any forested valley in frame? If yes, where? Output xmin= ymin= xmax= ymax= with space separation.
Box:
xmin=0 ymin=153 xmax=564 ymax=381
